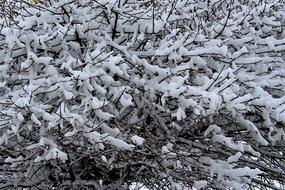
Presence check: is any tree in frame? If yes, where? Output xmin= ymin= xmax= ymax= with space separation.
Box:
xmin=0 ymin=0 xmax=285 ymax=189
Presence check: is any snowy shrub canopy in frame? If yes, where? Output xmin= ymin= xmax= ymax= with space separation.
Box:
xmin=0 ymin=0 xmax=285 ymax=189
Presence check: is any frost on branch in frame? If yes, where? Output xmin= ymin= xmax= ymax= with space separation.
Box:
xmin=0 ymin=0 xmax=285 ymax=189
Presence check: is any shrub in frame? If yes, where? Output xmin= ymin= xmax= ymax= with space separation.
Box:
xmin=0 ymin=0 xmax=285 ymax=189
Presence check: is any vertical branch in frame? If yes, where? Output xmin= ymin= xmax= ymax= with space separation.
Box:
xmin=152 ymin=0 xmax=155 ymax=34
xmin=112 ymin=0 xmax=121 ymax=41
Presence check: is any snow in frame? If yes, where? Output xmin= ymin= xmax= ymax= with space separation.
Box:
xmin=204 ymin=125 xmax=221 ymax=136
xmin=45 ymin=147 xmax=68 ymax=162
xmin=64 ymin=127 xmax=78 ymax=137
xmin=227 ymin=152 xmax=243 ymax=163
xmin=193 ymin=181 xmax=207 ymax=190
xmin=4 ymin=156 xmax=24 ymax=168
xmin=95 ymin=110 xmax=115 ymax=121
xmin=120 ymin=92 xmax=134 ymax=108
xmin=131 ymin=135 xmax=145 ymax=146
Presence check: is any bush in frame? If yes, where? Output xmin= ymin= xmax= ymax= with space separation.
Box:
xmin=0 ymin=0 xmax=285 ymax=189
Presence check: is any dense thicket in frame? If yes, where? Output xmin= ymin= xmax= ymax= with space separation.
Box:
xmin=0 ymin=0 xmax=285 ymax=189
